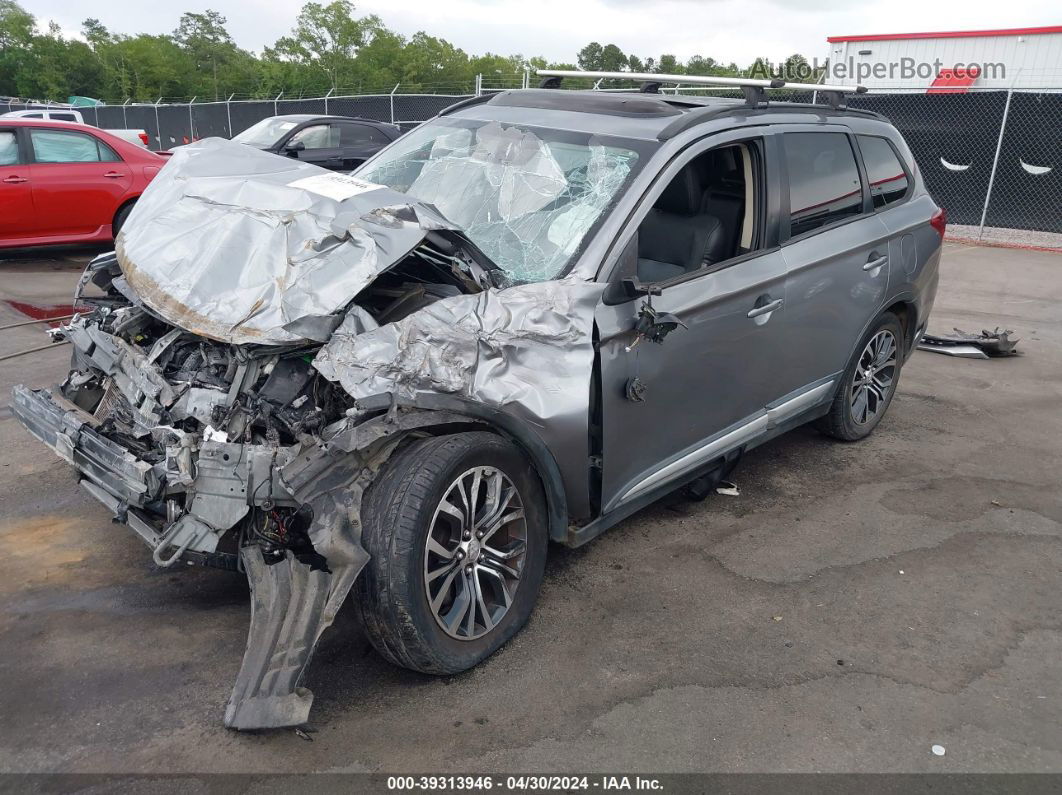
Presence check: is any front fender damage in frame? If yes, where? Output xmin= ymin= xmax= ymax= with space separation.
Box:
xmin=225 ymin=405 xmax=485 ymax=729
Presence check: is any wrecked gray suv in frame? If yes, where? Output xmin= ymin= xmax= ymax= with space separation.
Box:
xmin=13 ymin=81 xmax=942 ymax=730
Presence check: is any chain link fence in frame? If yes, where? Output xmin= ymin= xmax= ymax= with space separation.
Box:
xmin=5 ymin=81 xmax=1059 ymax=244
xmin=838 ymin=89 xmax=1061 ymax=244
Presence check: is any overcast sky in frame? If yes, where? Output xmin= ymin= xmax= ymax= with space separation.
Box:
xmin=23 ymin=0 xmax=1060 ymax=66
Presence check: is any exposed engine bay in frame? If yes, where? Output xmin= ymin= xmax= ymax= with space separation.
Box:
xmin=63 ymin=237 xmax=493 ymax=560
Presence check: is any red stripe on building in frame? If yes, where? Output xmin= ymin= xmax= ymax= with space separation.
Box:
xmin=828 ymin=25 xmax=1062 ymax=43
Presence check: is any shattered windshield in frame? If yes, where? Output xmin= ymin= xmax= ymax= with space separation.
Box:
xmin=232 ymin=117 xmax=299 ymax=148
xmin=356 ymin=118 xmax=645 ymax=283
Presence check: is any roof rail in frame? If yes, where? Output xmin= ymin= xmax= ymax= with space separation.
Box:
xmin=535 ymin=69 xmax=868 ymax=109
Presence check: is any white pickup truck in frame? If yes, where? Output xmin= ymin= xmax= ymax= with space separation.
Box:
xmin=1 ymin=109 xmax=152 ymax=149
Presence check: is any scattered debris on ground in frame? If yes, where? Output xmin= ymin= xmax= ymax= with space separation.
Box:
xmin=918 ymin=327 xmax=1020 ymax=359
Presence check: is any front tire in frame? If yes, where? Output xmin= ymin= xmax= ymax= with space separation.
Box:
xmin=816 ymin=312 xmax=904 ymax=441
xmin=353 ymin=432 xmax=548 ymax=675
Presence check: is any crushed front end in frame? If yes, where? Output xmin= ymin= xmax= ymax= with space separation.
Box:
xmin=12 ymin=136 xmax=601 ymax=731
xmin=14 ymin=252 xmax=370 ymax=727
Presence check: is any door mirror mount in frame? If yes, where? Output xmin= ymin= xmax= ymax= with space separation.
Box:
xmin=621 ymin=277 xmax=662 ymax=300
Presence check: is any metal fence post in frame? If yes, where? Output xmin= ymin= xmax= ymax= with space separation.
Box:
xmin=324 ymin=88 xmax=334 ymax=114
xmin=122 ymin=99 xmax=129 ymax=129
xmin=154 ymin=97 xmax=162 ymax=150
xmin=188 ymin=96 xmax=196 ymax=142
xmin=226 ymin=93 xmax=235 ymax=137
xmin=390 ymin=83 xmax=400 ymax=124
xmin=475 ymin=74 xmax=482 ymax=96
xmin=978 ymin=88 xmax=1013 ymax=240
xmin=274 ymin=92 xmax=282 ymax=117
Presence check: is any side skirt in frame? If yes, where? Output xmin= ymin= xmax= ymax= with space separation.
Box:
xmin=567 ymin=377 xmax=837 ymax=548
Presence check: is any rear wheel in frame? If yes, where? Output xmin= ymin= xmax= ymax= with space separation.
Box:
xmin=353 ymin=432 xmax=548 ymax=675
xmin=816 ymin=313 xmax=904 ymax=441
xmin=112 ymin=202 xmax=135 ymax=238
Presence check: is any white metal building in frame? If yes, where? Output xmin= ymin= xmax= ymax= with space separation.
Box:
xmin=825 ymin=26 xmax=1062 ymax=91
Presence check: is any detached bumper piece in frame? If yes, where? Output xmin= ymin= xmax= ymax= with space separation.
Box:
xmin=224 ymin=548 xmax=363 ymax=729
xmin=918 ymin=327 xmax=1020 ymax=359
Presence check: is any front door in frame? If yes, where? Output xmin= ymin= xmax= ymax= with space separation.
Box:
xmin=595 ymin=135 xmax=789 ymax=513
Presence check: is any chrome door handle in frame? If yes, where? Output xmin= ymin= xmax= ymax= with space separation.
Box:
xmin=747 ymin=298 xmax=783 ymax=318
xmin=2 ymin=175 xmax=27 ymax=184
xmin=103 ymin=171 xmax=123 ymax=178
xmin=863 ymin=255 xmax=888 ymax=271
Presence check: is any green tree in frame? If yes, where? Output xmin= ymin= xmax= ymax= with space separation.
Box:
xmin=0 ymin=0 xmax=35 ymax=96
xmin=654 ymin=54 xmax=682 ymax=74
xmin=174 ymin=10 xmax=255 ymax=99
xmin=2 ymin=3 xmax=817 ymax=107
xmin=270 ymin=1 xmax=380 ymax=92
xmin=576 ymin=42 xmax=628 ymax=72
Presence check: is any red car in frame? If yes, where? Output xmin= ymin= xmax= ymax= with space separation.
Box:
xmin=0 ymin=118 xmax=166 ymax=249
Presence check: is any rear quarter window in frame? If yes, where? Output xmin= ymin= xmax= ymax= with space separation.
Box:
xmin=783 ymin=132 xmax=863 ymax=237
xmin=858 ymin=135 xmax=910 ymax=209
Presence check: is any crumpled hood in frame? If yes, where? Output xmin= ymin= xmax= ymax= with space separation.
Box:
xmin=115 ymin=138 xmax=455 ymax=345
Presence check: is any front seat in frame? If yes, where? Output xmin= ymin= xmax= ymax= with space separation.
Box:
xmin=637 ymin=165 xmax=727 ymax=283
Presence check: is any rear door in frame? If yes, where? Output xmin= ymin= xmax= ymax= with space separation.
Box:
xmin=855 ymin=133 xmax=917 ymax=305
xmin=0 ymin=127 xmax=35 ymax=240
xmin=26 ymin=127 xmax=133 ymax=237
xmin=777 ymin=128 xmax=892 ymax=391
xmin=337 ymin=122 xmax=393 ymax=170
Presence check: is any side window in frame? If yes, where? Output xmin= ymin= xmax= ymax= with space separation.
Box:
xmin=0 ymin=131 xmax=19 ymax=166
xmin=634 ymin=141 xmax=762 ymax=284
xmin=858 ymin=135 xmax=910 ymax=209
xmin=783 ymin=132 xmax=863 ymax=237
xmin=96 ymin=140 xmax=121 ymax=162
xmin=23 ymin=112 xmax=44 ymax=119
xmin=289 ymin=124 xmax=339 ymax=149
xmin=340 ymin=123 xmax=390 ymax=147
xmin=52 ymin=113 xmax=79 ymax=122
xmin=30 ymin=129 xmax=116 ymax=163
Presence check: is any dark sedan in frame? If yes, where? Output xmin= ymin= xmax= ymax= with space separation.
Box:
xmin=230 ymin=114 xmax=402 ymax=171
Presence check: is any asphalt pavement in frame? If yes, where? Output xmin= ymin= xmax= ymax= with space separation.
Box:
xmin=0 ymin=241 xmax=1059 ymax=774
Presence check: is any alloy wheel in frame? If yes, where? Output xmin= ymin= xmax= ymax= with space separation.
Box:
xmin=424 ymin=466 xmax=527 ymax=641
xmin=850 ymin=329 xmax=898 ymax=425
